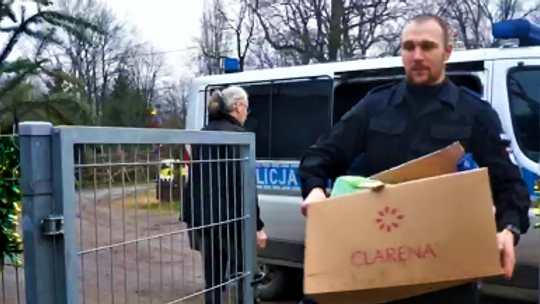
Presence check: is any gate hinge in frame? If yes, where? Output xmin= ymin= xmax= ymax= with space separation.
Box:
xmin=42 ymin=215 xmax=64 ymax=236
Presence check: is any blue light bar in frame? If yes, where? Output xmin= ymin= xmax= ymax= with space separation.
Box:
xmin=492 ymin=19 xmax=540 ymax=47
xmin=224 ymin=57 xmax=241 ymax=73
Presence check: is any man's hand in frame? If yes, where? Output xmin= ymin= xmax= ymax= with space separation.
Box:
xmin=256 ymin=230 xmax=267 ymax=249
xmin=301 ymin=188 xmax=327 ymax=217
xmin=497 ymin=229 xmax=515 ymax=279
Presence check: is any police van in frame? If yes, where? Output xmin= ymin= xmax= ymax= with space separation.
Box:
xmin=185 ymin=19 xmax=540 ymax=301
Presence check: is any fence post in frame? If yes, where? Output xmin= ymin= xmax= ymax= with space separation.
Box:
xmin=20 ymin=122 xmax=70 ymax=304
xmin=241 ymin=135 xmax=257 ymax=304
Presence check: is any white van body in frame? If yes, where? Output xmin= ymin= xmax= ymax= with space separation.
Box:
xmin=186 ymin=46 xmax=540 ymax=302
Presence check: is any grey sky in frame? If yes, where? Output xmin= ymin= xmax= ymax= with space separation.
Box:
xmin=2 ymin=0 xmax=203 ymax=81
xmin=100 ymin=0 xmax=203 ymax=79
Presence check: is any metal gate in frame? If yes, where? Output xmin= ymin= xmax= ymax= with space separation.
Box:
xmin=19 ymin=122 xmax=257 ymax=304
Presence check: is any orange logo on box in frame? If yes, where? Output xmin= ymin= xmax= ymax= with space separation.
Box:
xmin=350 ymin=244 xmax=438 ymax=267
xmin=376 ymin=206 xmax=404 ymax=232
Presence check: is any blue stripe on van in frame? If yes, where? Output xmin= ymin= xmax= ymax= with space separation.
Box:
xmin=256 ymin=162 xmax=301 ymax=190
xmin=256 ymin=158 xmax=539 ymax=199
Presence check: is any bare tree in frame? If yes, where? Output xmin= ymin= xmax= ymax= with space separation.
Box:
xmin=441 ymin=0 xmax=540 ymax=49
xmin=343 ymin=1 xmax=409 ymax=58
xmin=215 ymin=0 xmax=259 ymax=71
xmin=196 ymin=0 xmax=230 ymax=75
xmin=53 ymin=0 xmax=139 ymax=122
xmin=374 ymin=22 xmax=404 ymax=57
xmin=129 ymin=46 xmax=168 ymax=106
xmin=251 ymin=0 xmax=331 ymax=64
xmin=245 ymin=37 xmax=301 ymax=69
xmin=251 ymin=0 xmax=407 ymax=63
xmin=159 ymin=78 xmax=191 ymax=129
xmin=480 ymin=0 xmax=540 ymax=23
xmin=440 ymin=0 xmax=489 ymax=49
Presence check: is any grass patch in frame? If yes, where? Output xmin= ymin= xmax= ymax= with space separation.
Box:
xmin=112 ymin=189 xmax=181 ymax=214
xmin=138 ymin=199 xmax=181 ymax=213
xmin=532 ymin=197 xmax=539 ymax=208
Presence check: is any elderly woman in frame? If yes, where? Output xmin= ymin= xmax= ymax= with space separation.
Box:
xmin=182 ymin=86 xmax=266 ymax=304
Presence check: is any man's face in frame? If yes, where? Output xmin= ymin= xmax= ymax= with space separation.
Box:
xmin=234 ymin=98 xmax=249 ymax=126
xmin=401 ymin=20 xmax=452 ymax=85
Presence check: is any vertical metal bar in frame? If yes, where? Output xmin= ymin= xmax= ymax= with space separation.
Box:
xmin=1 ymin=265 xmax=6 ymax=304
xmin=159 ymin=147 xmax=166 ymax=300
xmin=241 ymin=138 xmax=257 ymax=304
xmin=15 ymin=265 xmax=21 ymax=304
xmin=19 ymin=121 xmax=71 ymax=304
xmin=174 ymin=148 xmax=179 ymax=300
xmin=93 ymin=145 xmax=100 ymax=304
xmin=146 ymin=147 xmax=153 ymax=304
xmin=51 ymin=125 xmax=78 ymax=304
xmin=217 ymin=146 xmax=223 ymax=300
xmin=121 ymin=145 xmax=128 ymax=303
xmin=108 ymin=146 xmax=115 ymax=304
xmin=189 ymin=147 xmax=196 ymax=294
xmin=78 ymin=145 xmax=86 ymax=304
xmin=134 ymin=148 xmax=141 ymax=304
xmin=225 ymin=147 xmax=232 ymax=304
xmin=232 ymin=146 xmax=239 ymax=302
xmin=199 ymin=145 xmax=206 ymax=299
xmin=209 ymin=146 xmax=215 ymax=300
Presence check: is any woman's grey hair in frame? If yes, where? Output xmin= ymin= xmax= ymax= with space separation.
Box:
xmin=207 ymin=86 xmax=248 ymax=116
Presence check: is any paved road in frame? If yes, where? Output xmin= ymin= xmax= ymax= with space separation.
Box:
xmin=264 ymin=299 xmax=532 ymax=304
xmin=263 ymin=295 xmax=535 ymax=304
xmin=482 ymin=296 xmax=533 ymax=303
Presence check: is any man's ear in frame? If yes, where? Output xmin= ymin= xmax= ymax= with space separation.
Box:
xmin=444 ymin=44 xmax=453 ymax=62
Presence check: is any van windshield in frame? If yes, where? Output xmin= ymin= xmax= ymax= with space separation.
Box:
xmin=230 ymin=78 xmax=334 ymax=160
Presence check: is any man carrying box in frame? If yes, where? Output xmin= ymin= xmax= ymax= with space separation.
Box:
xmin=298 ymin=14 xmax=531 ymax=304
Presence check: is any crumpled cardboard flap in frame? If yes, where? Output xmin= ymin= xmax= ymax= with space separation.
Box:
xmin=371 ymin=142 xmax=465 ymax=184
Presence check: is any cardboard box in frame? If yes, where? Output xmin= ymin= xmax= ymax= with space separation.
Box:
xmin=304 ymin=142 xmax=503 ymax=304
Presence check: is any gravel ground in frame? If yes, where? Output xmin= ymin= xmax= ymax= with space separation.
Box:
xmin=1 ymin=186 xmax=242 ymax=304
xmin=264 ymin=296 xmax=534 ymax=304
xmin=1 ymin=186 xmax=536 ymax=304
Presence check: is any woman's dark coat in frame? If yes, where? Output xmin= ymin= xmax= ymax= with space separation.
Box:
xmin=182 ymin=113 xmax=265 ymax=242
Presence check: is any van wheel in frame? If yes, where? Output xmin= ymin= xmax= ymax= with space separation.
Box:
xmin=256 ymin=264 xmax=301 ymax=301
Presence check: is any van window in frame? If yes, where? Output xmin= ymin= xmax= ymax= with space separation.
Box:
xmin=239 ymin=78 xmax=333 ymax=159
xmin=243 ymin=83 xmax=271 ymax=158
xmin=507 ymin=67 xmax=540 ymax=162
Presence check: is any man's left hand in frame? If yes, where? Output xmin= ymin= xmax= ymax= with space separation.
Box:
xmin=497 ymin=229 xmax=515 ymax=279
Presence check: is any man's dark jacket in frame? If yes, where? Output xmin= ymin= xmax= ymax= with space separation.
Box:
xmin=300 ymin=80 xmax=531 ymax=234
xmin=182 ymin=113 xmax=265 ymax=234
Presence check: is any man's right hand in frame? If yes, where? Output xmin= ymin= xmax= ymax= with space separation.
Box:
xmin=256 ymin=230 xmax=268 ymax=249
xmin=301 ymin=188 xmax=327 ymax=217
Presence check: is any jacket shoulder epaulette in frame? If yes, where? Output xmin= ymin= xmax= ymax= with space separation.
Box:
xmin=365 ymin=82 xmax=399 ymax=97
xmin=459 ymin=86 xmax=489 ymax=105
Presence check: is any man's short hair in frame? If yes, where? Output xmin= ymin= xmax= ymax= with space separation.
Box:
xmin=410 ymin=14 xmax=450 ymax=45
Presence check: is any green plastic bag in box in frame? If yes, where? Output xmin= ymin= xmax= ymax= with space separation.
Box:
xmin=330 ymin=175 xmax=378 ymax=197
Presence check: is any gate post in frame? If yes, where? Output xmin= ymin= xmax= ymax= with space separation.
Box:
xmin=19 ymin=122 xmax=71 ymax=304
xmin=241 ymin=136 xmax=257 ymax=304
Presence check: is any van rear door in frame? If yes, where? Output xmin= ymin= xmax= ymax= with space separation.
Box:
xmin=491 ymin=59 xmax=540 ymax=178
xmin=239 ymin=76 xmax=334 ymax=266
